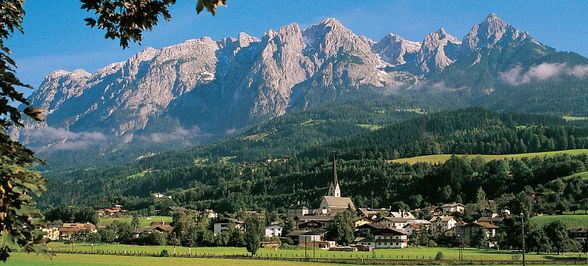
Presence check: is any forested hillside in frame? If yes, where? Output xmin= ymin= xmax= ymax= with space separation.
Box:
xmin=40 ymin=109 xmax=588 ymax=215
xmin=305 ymin=108 xmax=588 ymax=160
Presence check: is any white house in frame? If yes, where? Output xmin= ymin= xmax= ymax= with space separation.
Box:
xmin=265 ymin=225 xmax=283 ymax=238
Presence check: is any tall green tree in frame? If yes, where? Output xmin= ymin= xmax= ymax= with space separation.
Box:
xmin=330 ymin=210 xmax=355 ymax=245
xmin=544 ymin=221 xmax=570 ymax=255
xmin=243 ymin=217 xmax=264 ymax=255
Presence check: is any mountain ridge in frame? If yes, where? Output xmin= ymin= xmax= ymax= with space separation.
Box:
xmin=16 ymin=14 xmax=588 ymax=164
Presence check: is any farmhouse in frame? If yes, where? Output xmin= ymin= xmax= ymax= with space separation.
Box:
xmin=58 ymin=223 xmax=97 ymax=240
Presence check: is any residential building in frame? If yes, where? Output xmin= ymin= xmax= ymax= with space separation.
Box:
xmin=569 ymin=228 xmax=588 ymax=243
xmin=376 ymin=217 xmax=410 ymax=230
xmin=355 ymin=223 xmax=409 ymax=249
xmin=441 ymin=203 xmax=465 ymax=214
xmin=390 ymin=210 xmax=415 ymax=219
xmin=476 ymin=216 xmax=504 ymax=225
xmin=456 ymin=222 xmax=498 ymax=247
xmin=42 ymin=226 xmax=60 ymax=241
xmin=288 ymin=203 xmax=310 ymax=218
xmin=430 ymin=216 xmax=458 ymax=234
xmin=58 ymin=223 xmax=97 ymax=240
xmin=265 ymin=225 xmax=283 ymax=238
xmin=213 ymin=218 xmax=244 ymax=235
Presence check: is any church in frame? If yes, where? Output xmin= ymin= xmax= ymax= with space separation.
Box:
xmin=318 ymin=157 xmax=355 ymax=214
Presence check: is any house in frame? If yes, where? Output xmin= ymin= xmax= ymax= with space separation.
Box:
xmin=376 ymin=217 xmax=410 ymax=230
xmin=265 ymin=225 xmax=283 ymax=238
xmin=298 ymin=220 xmax=327 ymax=230
xmin=390 ymin=210 xmax=415 ymax=219
xmin=213 ymin=218 xmax=244 ymax=235
xmin=456 ymin=222 xmax=499 ymax=247
xmin=481 ymin=208 xmax=498 ymax=218
xmin=501 ymin=207 xmax=511 ymax=216
xmin=430 ymin=216 xmax=458 ymax=234
xmin=42 ymin=226 xmax=60 ymax=241
xmin=152 ymin=192 xmax=172 ymax=199
xmin=285 ymin=230 xmax=308 ymax=245
xmin=403 ymin=223 xmax=424 ymax=236
xmin=96 ymin=205 xmax=126 ymax=217
xmin=354 ymin=217 xmax=373 ymax=228
xmin=569 ymin=228 xmax=588 ymax=243
xmin=476 ymin=216 xmax=504 ymax=225
xmin=288 ymin=203 xmax=310 ymax=218
xmin=317 ymin=157 xmax=355 ymax=214
xmin=355 ymin=223 xmax=408 ymax=249
xmin=441 ymin=203 xmax=465 ymax=214
xmin=296 ymin=215 xmax=335 ymax=228
xmin=298 ymin=230 xmax=327 ymax=246
xmin=58 ymin=223 xmax=97 ymax=240
xmin=131 ymin=223 xmax=174 ymax=239
xmin=204 ymin=209 xmax=218 ymax=220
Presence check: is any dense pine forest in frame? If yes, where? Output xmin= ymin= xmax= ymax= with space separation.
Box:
xmin=39 ymin=108 xmax=588 ymax=218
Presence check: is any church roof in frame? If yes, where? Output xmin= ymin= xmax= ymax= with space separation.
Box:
xmin=322 ymin=196 xmax=355 ymax=209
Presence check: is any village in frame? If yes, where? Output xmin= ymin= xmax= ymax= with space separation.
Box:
xmin=40 ymin=159 xmax=588 ymax=253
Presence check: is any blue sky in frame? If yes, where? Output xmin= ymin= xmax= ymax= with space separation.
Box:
xmin=8 ymin=0 xmax=588 ymax=89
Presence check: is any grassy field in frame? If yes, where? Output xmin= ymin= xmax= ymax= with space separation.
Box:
xmin=563 ymin=116 xmax=588 ymax=121
xmin=46 ymin=243 xmax=587 ymax=262
xmin=531 ymin=214 xmax=588 ymax=228
xmin=8 ymin=253 xmax=333 ymax=266
xmin=98 ymin=216 xmax=172 ymax=227
xmin=563 ymin=171 xmax=588 ymax=181
xmin=389 ymin=149 xmax=588 ymax=165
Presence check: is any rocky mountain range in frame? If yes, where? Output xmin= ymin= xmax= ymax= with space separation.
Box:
xmin=14 ymin=14 xmax=588 ymax=155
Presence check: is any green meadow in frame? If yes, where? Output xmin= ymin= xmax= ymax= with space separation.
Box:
xmin=8 ymin=253 xmax=331 ymax=266
xmin=531 ymin=214 xmax=588 ymax=228
xmin=45 ymin=243 xmax=587 ymax=262
xmin=97 ymin=216 xmax=173 ymax=227
xmin=389 ymin=149 xmax=588 ymax=165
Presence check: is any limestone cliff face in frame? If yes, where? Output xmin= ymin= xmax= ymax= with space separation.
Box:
xmin=417 ymin=28 xmax=462 ymax=74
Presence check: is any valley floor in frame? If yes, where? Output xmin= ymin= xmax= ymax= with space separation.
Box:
xmin=8 ymin=253 xmax=330 ymax=266
xmin=39 ymin=243 xmax=588 ymax=261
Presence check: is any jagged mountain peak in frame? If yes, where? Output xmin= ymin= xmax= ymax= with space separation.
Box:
xmin=462 ymin=13 xmax=538 ymax=53
xmin=373 ymin=33 xmax=421 ymax=66
xmin=417 ymin=28 xmax=461 ymax=73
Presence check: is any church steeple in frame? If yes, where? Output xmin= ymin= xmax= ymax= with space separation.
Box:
xmin=328 ymin=155 xmax=341 ymax=197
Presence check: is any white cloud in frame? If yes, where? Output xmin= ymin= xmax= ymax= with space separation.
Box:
xmin=140 ymin=126 xmax=211 ymax=143
xmin=500 ymin=63 xmax=588 ymax=86
xmin=28 ymin=126 xmax=107 ymax=150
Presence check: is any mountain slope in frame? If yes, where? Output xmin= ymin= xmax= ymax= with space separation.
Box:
xmin=16 ymin=13 xmax=588 ymax=170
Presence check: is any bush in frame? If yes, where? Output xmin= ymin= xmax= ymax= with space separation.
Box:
xmin=160 ymin=249 xmax=169 ymax=257
xmin=435 ymin=251 xmax=444 ymax=261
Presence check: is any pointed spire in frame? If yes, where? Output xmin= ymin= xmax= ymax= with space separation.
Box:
xmin=332 ymin=154 xmax=338 ymax=187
